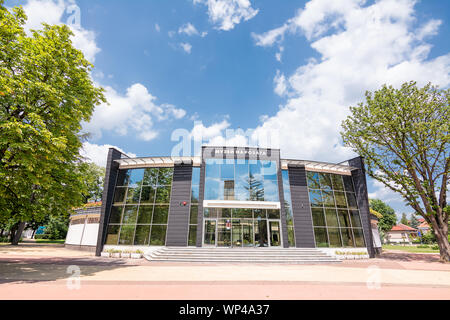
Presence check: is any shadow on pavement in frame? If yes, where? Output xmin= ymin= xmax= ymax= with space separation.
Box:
xmin=380 ymin=251 xmax=441 ymax=263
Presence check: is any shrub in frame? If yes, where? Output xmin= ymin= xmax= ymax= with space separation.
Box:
xmin=0 ymin=236 xmax=10 ymax=243
xmin=431 ymin=245 xmax=439 ymax=250
xmin=417 ymin=245 xmax=429 ymax=248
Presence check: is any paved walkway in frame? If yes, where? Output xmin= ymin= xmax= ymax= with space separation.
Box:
xmin=0 ymin=244 xmax=449 ymax=300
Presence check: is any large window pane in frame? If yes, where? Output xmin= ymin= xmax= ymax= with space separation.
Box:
xmin=140 ymin=186 xmax=156 ymax=204
xmin=314 ymin=228 xmax=329 ymax=247
xmin=155 ymin=186 xmax=171 ymax=203
xmin=217 ymin=208 xmax=232 ymax=219
xmin=307 ymin=172 xmax=320 ymax=189
xmin=150 ymin=225 xmax=167 ymax=245
xmin=232 ymin=220 xmax=243 ymax=247
xmin=288 ymin=226 xmax=296 ymax=247
xmin=353 ymin=228 xmax=366 ymax=247
xmin=113 ymin=187 xmax=127 ymax=204
xmin=309 ymin=189 xmax=323 ymax=207
xmin=137 ymin=206 xmax=153 ymax=224
xmin=235 ymin=162 xmax=250 ymax=201
xmin=116 ymin=169 xmax=130 ymax=187
xmin=128 ymin=169 xmax=145 ymax=187
xmin=262 ymin=161 xmax=278 ymax=180
xmin=118 ymin=225 xmax=135 ymax=245
xmin=334 ymin=191 xmax=347 ymax=208
xmin=341 ymin=228 xmax=355 ymax=247
xmin=338 ymin=209 xmax=352 ymax=228
xmin=122 ymin=206 xmax=138 ymax=224
xmin=233 ymin=208 xmax=252 ymax=219
xmin=152 ymin=205 xmax=169 ymax=224
xmin=188 ymin=225 xmax=197 ymax=246
xmin=319 ymin=173 xmax=333 ymax=190
xmin=253 ymin=209 xmax=266 ymax=219
xmin=350 ymin=210 xmax=362 ymax=228
xmin=134 ymin=225 xmax=151 ymax=245
xmin=204 ymin=208 xmax=217 ymax=219
xmin=217 ymin=219 xmax=231 ymax=247
xmin=249 ymin=179 xmax=264 ymax=201
xmin=267 ymin=209 xmax=280 ymax=219
xmin=328 ymin=228 xmax=342 ymax=247
xmin=331 ymin=174 xmax=344 ymax=191
xmin=206 ymin=159 xmax=220 ymax=180
xmin=190 ymin=205 xmax=198 ymax=225
xmin=143 ymin=168 xmax=158 ymax=186
xmin=223 ymin=180 xmax=235 ymax=200
xmin=221 ymin=163 xmax=234 ymax=181
xmin=191 ymin=168 xmax=200 ymax=186
xmin=322 ymin=190 xmax=335 ymax=207
xmin=343 ymin=175 xmax=355 ymax=192
xmin=105 ymin=225 xmax=120 ymax=245
xmin=157 ymin=168 xmax=173 ymax=186
xmin=346 ymin=192 xmax=358 ymax=209
xmin=263 ymin=179 xmax=279 ymax=202
xmin=312 ymin=208 xmax=326 ymax=227
xmin=126 ymin=188 xmax=141 ymax=204
xmin=325 ymin=208 xmax=339 ymax=227
xmin=242 ymin=220 xmax=253 ymax=247
xmin=109 ymin=206 xmax=123 ymax=224
xmin=191 ymin=186 xmax=199 ymax=203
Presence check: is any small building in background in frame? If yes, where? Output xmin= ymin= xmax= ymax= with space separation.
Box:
xmin=417 ymin=219 xmax=431 ymax=236
xmin=385 ymin=223 xmax=418 ymax=244
xmin=65 ymin=202 xmax=101 ymax=251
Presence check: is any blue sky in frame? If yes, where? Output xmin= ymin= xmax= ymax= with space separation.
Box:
xmin=9 ymin=0 xmax=450 ymax=218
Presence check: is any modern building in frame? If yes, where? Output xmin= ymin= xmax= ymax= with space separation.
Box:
xmin=92 ymin=146 xmax=375 ymax=257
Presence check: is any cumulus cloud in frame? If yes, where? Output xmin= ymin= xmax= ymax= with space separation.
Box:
xmin=21 ymin=0 xmax=100 ymax=62
xmin=248 ymin=0 xmax=450 ymax=162
xmin=194 ymin=0 xmax=259 ymax=31
xmin=82 ymin=83 xmax=186 ymax=141
xmin=180 ymin=42 xmax=193 ymax=54
xmin=178 ymin=22 xmax=199 ymax=36
xmin=80 ymin=142 xmax=137 ymax=167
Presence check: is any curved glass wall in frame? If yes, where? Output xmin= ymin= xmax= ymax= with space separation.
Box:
xmin=204 ymin=159 xmax=279 ymax=202
xmin=105 ymin=167 xmax=174 ymax=246
xmin=188 ymin=167 xmax=200 ymax=246
xmin=307 ymin=171 xmax=366 ymax=248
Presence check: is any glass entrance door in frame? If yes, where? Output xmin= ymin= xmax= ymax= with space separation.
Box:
xmin=254 ymin=219 xmax=269 ymax=247
xmin=269 ymin=220 xmax=281 ymax=247
xmin=204 ymin=220 xmax=216 ymax=246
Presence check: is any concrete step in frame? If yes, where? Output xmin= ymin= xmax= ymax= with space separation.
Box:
xmin=145 ymin=247 xmax=341 ymax=264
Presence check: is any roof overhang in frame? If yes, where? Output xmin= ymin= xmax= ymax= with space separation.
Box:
xmin=115 ymin=156 xmax=201 ymax=169
xmin=281 ymin=159 xmax=356 ymax=175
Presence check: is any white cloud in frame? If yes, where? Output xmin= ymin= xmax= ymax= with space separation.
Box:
xmin=248 ymin=0 xmax=450 ymax=163
xmin=194 ymin=0 xmax=259 ymax=31
xmin=190 ymin=120 xmax=231 ymax=142
xmin=21 ymin=0 xmax=100 ymax=62
xmin=180 ymin=42 xmax=193 ymax=54
xmin=155 ymin=23 xmax=161 ymax=32
xmin=80 ymin=142 xmax=137 ymax=167
xmin=83 ymin=83 xmax=186 ymax=141
xmin=178 ymin=22 xmax=199 ymax=36
xmin=273 ymin=70 xmax=288 ymax=96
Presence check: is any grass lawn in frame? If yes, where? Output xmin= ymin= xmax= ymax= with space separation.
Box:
xmin=383 ymin=244 xmax=440 ymax=253
xmin=33 ymin=239 xmax=65 ymax=244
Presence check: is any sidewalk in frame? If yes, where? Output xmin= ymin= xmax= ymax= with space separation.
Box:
xmin=0 ymin=244 xmax=449 ymax=300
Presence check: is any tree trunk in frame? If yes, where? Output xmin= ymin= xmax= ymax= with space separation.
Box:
xmin=0 ymin=229 xmax=3 ymax=237
xmin=429 ymin=216 xmax=450 ymax=262
xmin=31 ymin=229 xmax=36 ymax=239
xmin=11 ymin=222 xmax=26 ymax=245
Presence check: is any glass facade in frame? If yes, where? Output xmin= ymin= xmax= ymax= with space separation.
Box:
xmin=105 ymin=167 xmax=173 ymax=246
xmin=188 ymin=167 xmax=200 ymax=246
xmin=204 ymin=159 xmax=279 ymax=202
xmin=203 ymin=208 xmax=282 ymax=247
xmin=307 ymin=171 xmax=366 ymax=248
xmin=282 ymin=170 xmax=295 ymax=247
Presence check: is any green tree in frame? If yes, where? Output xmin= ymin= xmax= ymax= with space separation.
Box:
xmin=400 ymin=213 xmax=409 ymax=226
xmin=43 ymin=215 xmax=70 ymax=240
xmin=342 ymin=82 xmax=449 ymax=261
xmin=410 ymin=214 xmax=419 ymax=229
xmin=0 ymin=3 xmax=105 ymax=244
xmin=369 ymin=199 xmax=397 ymax=233
xmin=77 ymin=162 xmax=105 ymax=203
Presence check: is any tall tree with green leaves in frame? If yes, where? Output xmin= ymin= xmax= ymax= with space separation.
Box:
xmin=342 ymin=82 xmax=449 ymax=261
xmin=369 ymin=199 xmax=397 ymax=233
xmin=410 ymin=214 xmax=419 ymax=229
xmin=0 ymin=2 xmax=105 ymax=244
xmin=77 ymin=162 xmax=105 ymax=203
xmin=400 ymin=213 xmax=409 ymax=226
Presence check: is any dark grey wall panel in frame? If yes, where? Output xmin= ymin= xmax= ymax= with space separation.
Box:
xmin=95 ymin=148 xmax=123 ymax=256
xmin=288 ymin=165 xmax=316 ymax=248
xmin=348 ymin=157 xmax=375 ymax=258
xmin=166 ymin=165 xmax=193 ymax=247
